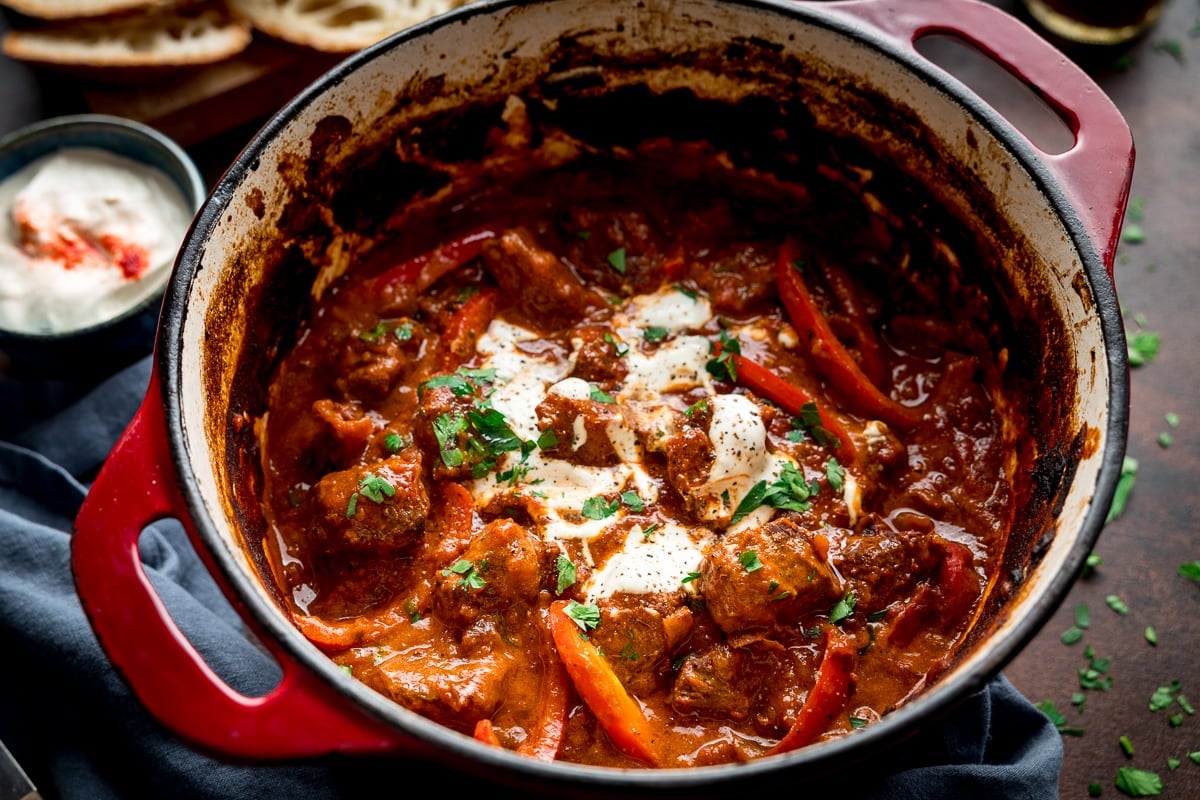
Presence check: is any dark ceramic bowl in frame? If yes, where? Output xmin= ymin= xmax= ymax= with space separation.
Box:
xmin=0 ymin=114 xmax=205 ymax=373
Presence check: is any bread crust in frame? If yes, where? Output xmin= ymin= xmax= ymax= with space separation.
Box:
xmin=228 ymin=0 xmax=466 ymax=52
xmin=2 ymin=1 xmax=252 ymax=67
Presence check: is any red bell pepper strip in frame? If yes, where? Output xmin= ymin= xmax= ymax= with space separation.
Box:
xmin=729 ymin=351 xmax=858 ymax=465
xmin=768 ymin=628 xmax=858 ymax=756
xmin=776 ymin=238 xmax=921 ymax=431
xmin=473 ymin=718 xmax=502 ymax=747
xmin=515 ymin=607 xmax=571 ymax=761
xmin=548 ymin=600 xmax=660 ymax=766
xmin=887 ymin=541 xmax=978 ymax=648
xmin=817 ymin=258 xmax=888 ymax=389
xmin=435 ymin=286 xmax=499 ymax=371
xmin=372 ymin=227 xmax=497 ymax=295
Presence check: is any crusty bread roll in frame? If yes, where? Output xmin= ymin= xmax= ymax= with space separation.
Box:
xmin=0 ymin=0 xmax=171 ymax=20
xmin=2 ymin=1 xmax=252 ymax=67
xmin=228 ymin=0 xmax=467 ymax=53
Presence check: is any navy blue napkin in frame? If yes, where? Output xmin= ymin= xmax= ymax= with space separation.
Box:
xmin=0 ymin=354 xmax=1062 ymax=799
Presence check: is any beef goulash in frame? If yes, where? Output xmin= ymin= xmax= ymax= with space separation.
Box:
xmin=253 ymin=97 xmax=1019 ymax=769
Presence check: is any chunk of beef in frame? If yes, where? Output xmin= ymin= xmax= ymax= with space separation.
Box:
xmin=480 ymin=227 xmax=606 ymax=331
xmin=307 ymin=451 xmax=429 ymax=551
xmin=333 ymin=318 xmax=424 ymax=401
xmin=588 ymin=595 xmax=691 ymax=696
xmin=700 ymin=517 xmax=842 ymax=633
xmin=562 ymin=207 xmax=666 ymax=295
xmin=826 ymin=529 xmax=940 ymax=614
xmin=535 ymin=387 xmax=626 ymax=466
xmin=415 ymin=384 xmax=478 ymax=481
xmin=661 ymin=424 xmax=714 ymax=513
xmin=339 ymin=619 xmax=516 ymax=732
xmin=311 ymin=398 xmax=375 ymax=466
xmin=670 ymin=634 xmax=804 ymax=733
xmin=687 ymin=242 xmax=777 ymax=315
xmin=432 ymin=518 xmax=546 ymax=628
xmin=570 ymin=325 xmax=629 ymax=384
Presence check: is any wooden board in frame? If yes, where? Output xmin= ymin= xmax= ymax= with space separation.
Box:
xmin=80 ymin=36 xmax=344 ymax=148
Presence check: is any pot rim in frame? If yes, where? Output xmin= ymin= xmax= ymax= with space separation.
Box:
xmin=158 ymin=0 xmax=1129 ymax=788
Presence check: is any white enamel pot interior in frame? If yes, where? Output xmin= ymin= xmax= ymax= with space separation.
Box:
xmin=72 ymin=0 xmax=1131 ymax=795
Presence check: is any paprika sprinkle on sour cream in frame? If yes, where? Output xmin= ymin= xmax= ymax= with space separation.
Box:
xmin=0 ymin=147 xmax=193 ymax=335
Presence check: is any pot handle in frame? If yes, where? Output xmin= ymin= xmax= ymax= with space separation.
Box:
xmin=71 ymin=368 xmax=416 ymax=760
xmin=820 ymin=0 xmax=1133 ymax=276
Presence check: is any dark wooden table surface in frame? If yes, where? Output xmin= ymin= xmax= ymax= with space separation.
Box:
xmin=2 ymin=1 xmax=1197 ymax=798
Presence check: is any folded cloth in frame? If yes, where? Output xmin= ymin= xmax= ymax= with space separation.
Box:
xmin=0 ymin=354 xmax=1063 ymax=800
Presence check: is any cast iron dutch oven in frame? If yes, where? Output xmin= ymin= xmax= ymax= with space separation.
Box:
xmin=71 ymin=0 xmax=1132 ymax=794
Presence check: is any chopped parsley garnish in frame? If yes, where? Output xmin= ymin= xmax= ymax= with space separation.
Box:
xmin=565 ymin=600 xmax=601 ymax=631
xmin=442 ymin=559 xmax=486 ymax=591
xmin=1127 ymin=331 xmax=1161 ymax=367
xmin=675 ymin=284 xmax=698 ymax=300
xmin=1114 ymin=766 xmax=1162 ymax=797
xmin=620 ymin=491 xmax=645 ymax=512
xmin=604 ymin=333 xmax=629 ymax=357
xmin=1036 ymin=700 xmax=1084 ymax=737
xmin=1083 ymin=552 xmax=1103 ymax=578
xmin=589 ymin=384 xmax=615 ymax=404
xmin=828 ymin=591 xmax=857 ymax=624
xmin=1105 ymin=594 xmax=1129 ymax=615
xmin=1061 ymin=627 xmax=1084 ymax=645
xmin=797 ymin=402 xmax=840 ymax=449
xmin=1179 ymin=562 xmax=1200 ymax=581
xmin=1106 ymin=456 xmax=1138 ymax=522
xmin=359 ymin=321 xmax=389 ymax=342
xmin=536 ymin=428 xmax=559 ymax=450
xmin=607 ymin=247 xmax=627 ymax=274
xmin=1088 ymin=782 xmax=1102 ymax=797
xmin=357 ymin=473 xmax=395 ymax=503
xmin=421 ymin=367 xmax=497 ymax=396
xmin=383 ymin=432 xmax=407 ymax=453
xmin=825 ymin=457 xmax=845 ymax=493
xmin=1164 ymin=411 xmax=1180 ymax=428
xmin=432 ymin=412 xmax=468 ymax=468
xmin=705 ymin=329 xmax=741 ymax=382
xmin=344 ymin=492 xmax=359 ymax=518
xmin=738 ymin=550 xmax=764 ymax=572
xmin=1121 ymin=223 xmax=1146 ymax=244
xmin=1119 ymin=735 xmax=1135 ymax=757
xmin=404 ymin=598 xmax=421 ymax=623
xmin=555 ymin=555 xmax=577 ymax=595
xmin=730 ymin=462 xmax=821 ymax=524
xmin=581 ymin=495 xmax=619 ymax=520
xmin=681 ymin=571 xmax=700 ymax=585
xmin=1145 ymin=626 xmax=1157 ymax=646
xmin=1076 ymin=604 xmax=1091 ymax=629
xmin=1079 ymin=645 xmax=1114 ymax=692
xmin=643 ymin=326 xmax=669 ymax=343
xmin=685 ymin=398 xmax=709 ymax=418
xmin=849 ymin=716 xmax=867 ymax=729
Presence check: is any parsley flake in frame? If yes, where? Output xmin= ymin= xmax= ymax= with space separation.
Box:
xmin=1106 ymin=456 xmax=1138 ymax=522
xmin=738 ymin=550 xmax=764 ymax=572
xmin=1114 ymin=766 xmax=1162 ymax=797
xmin=607 ymin=247 xmax=627 ymax=274
xmin=589 ymin=384 xmax=615 ymax=404
xmin=643 ymin=326 xmax=669 ymax=343
xmin=829 ymin=591 xmax=857 ymax=624
xmin=565 ymin=600 xmax=601 ymax=631
xmin=442 ymin=559 xmax=486 ymax=591
xmin=581 ymin=496 xmax=619 ymax=520
xmin=555 ymin=555 xmax=577 ymax=595
xmin=620 ymin=491 xmax=645 ymax=512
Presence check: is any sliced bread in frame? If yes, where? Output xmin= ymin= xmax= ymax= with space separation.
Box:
xmin=2 ymin=1 xmax=253 ymax=67
xmin=0 ymin=0 xmax=171 ymax=20
xmin=228 ymin=0 xmax=466 ymax=53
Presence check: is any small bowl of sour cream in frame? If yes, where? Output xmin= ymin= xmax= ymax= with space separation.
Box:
xmin=0 ymin=114 xmax=205 ymax=372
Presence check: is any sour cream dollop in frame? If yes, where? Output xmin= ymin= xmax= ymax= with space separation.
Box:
xmin=0 ymin=147 xmax=193 ymax=334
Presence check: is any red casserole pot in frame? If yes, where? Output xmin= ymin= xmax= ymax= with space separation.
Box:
xmin=72 ymin=0 xmax=1132 ymax=793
